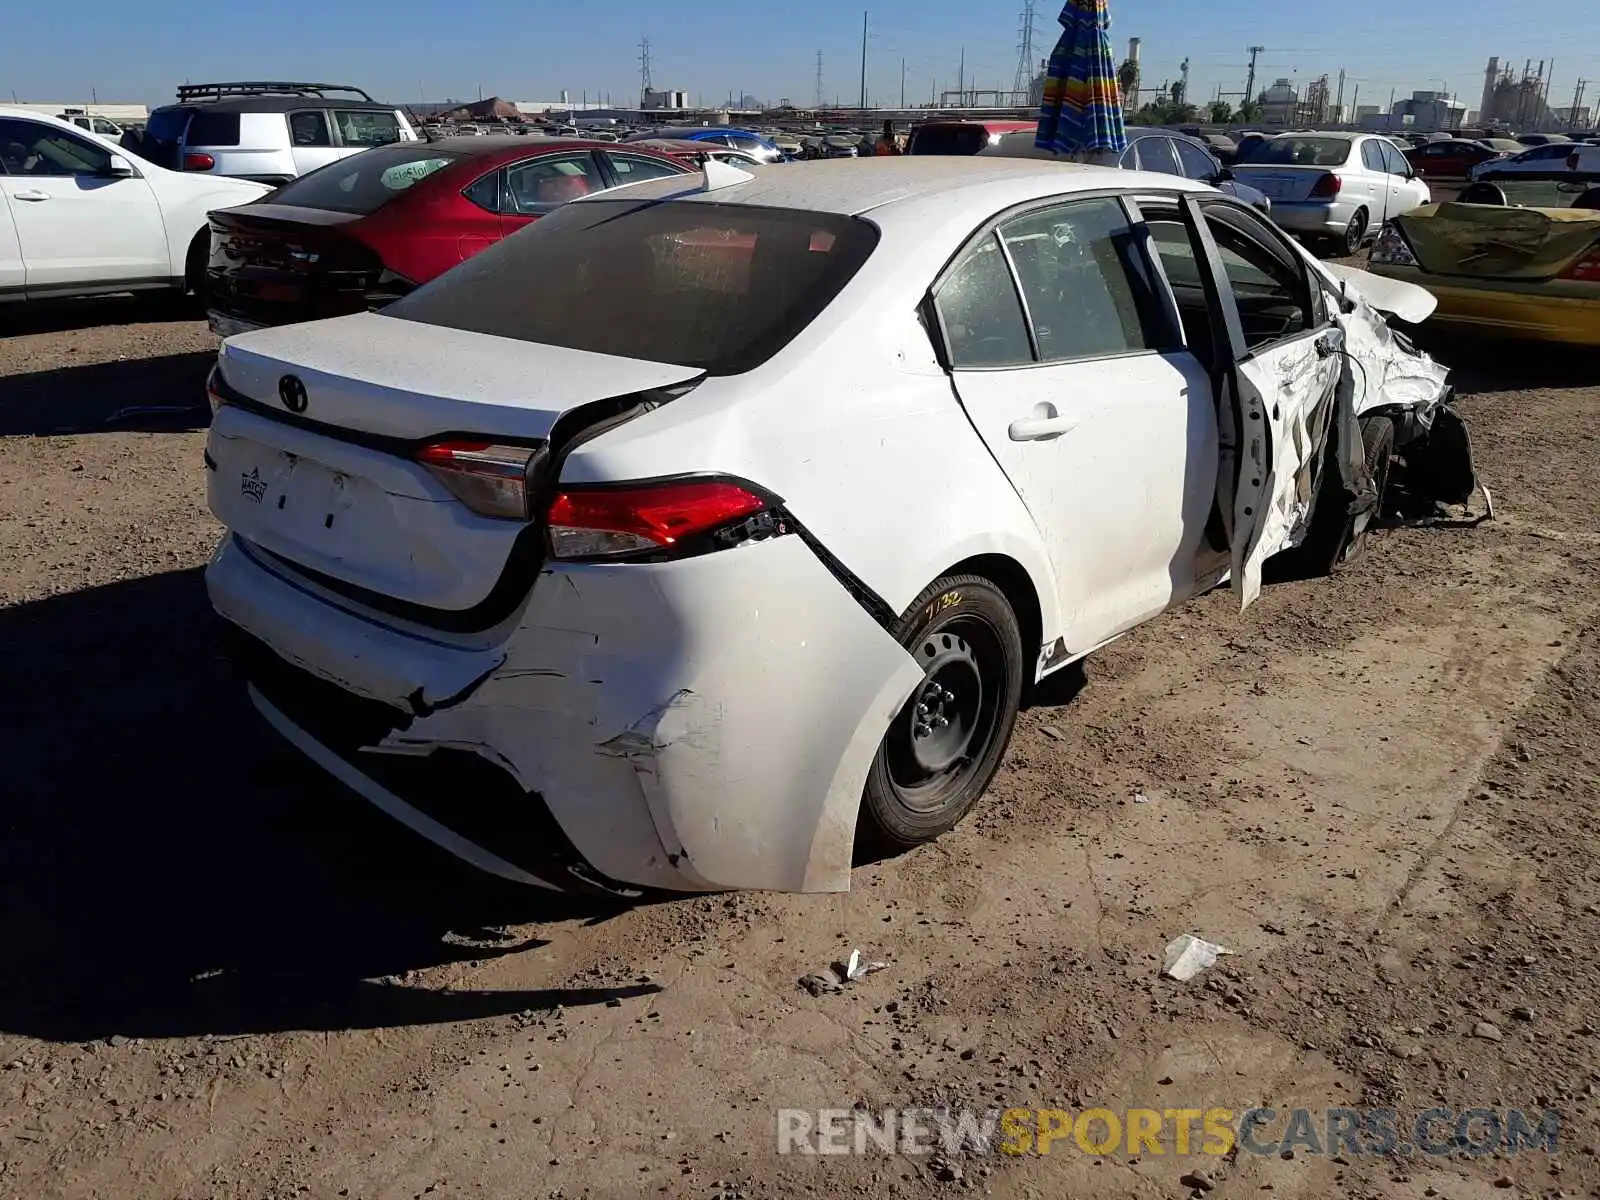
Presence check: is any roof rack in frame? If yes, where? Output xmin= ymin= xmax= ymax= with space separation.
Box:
xmin=175 ymin=82 xmax=376 ymax=102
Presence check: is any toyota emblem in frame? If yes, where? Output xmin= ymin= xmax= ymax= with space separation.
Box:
xmin=278 ymin=374 xmax=308 ymax=414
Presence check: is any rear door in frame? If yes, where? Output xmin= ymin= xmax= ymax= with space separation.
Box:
xmin=0 ymin=116 xmax=169 ymax=290
xmin=1169 ymin=196 xmax=1339 ymax=607
xmin=935 ymin=194 xmax=1217 ymax=648
xmin=496 ymin=151 xmax=608 ymax=237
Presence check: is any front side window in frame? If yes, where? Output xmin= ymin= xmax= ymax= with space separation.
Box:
xmin=289 ymin=111 xmax=332 ymax=148
xmin=1380 ymin=143 xmax=1411 ymax=176
xmin=503 ymin=154 xmax=604 ymax=214
xmin=605 ymin=152 xmax=684 ymax=183
xmin=1174 ymin=140 xmax=1218 ymax=180
xmin=933 ymin=234 xmax=1033 ymax=368
xmin=0 ymin=118 xmax=111 ymax=176
xmin=1360 ymin=141 xmax=1386 ymax=172
xmin=1205 ymin=217 xmax=1314 ymax=350
xmin=334 ymin=109 xmax=403 ymax=147
xmin=998 ymin=198 xmax=1172 ymax=362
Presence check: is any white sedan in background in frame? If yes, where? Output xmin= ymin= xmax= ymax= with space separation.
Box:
xmin=0 ymin=107 xmax=267 ymax=304
xmin=202 ymin=158 xmax=1470 ymax=896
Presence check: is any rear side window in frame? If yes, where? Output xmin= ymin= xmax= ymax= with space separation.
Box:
xmin=385 ymin=199 xmax=880 ymax=375
xmin=334 ymin=109 xmax=402 ymax=147
xmin=186 ymin=111 xmax=241 ymax=147
xmin=1135 ymin=137 xmax=1180 ymax=176
xmin=268 ymin=146 xmax=461 ymax=213
xmin=289 ymin=111 xmax=332 ymax=147
xmin=934 ymin=234 xmax=1033 ymax=367
xmin=909 ymin=124 xmax=989 ymax=155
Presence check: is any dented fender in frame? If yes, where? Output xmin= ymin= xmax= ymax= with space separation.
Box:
xmin=373 ymin=535 xmax=925 ymax=893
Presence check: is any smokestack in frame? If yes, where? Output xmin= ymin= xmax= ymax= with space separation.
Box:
xmin=1127 ymin=36 xmax=1141 ymax=64
xmin=1480 ymin=55 xmax=1499 ymax=124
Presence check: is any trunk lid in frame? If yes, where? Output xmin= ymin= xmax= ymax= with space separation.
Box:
xmin=208 ymin=205 xmax=394 ymax=326
xmin=208 ymin=314 xmax=704 ymax=613
xmin=1395 ymin=202 xmax=1600 ymax=279
xmin=1228 ymin=165 xmax=1330 ymax=202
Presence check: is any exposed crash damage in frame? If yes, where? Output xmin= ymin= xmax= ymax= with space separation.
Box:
xmin=1263 ymin=263 xmax=1486 ymax=578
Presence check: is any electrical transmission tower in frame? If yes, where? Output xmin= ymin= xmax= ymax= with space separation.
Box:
xmin=1012 ymin=0 xmax=1038 ymax=99
xmin=815 ymin=50 xmax=825 ymax=108
xmin=639 ymin=37 xmax=653 ymax=103
xmin=1245 ymin=45 xmax=1264 ymax=105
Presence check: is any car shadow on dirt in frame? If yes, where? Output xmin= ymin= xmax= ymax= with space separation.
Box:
xmin=0 ymin=295 xmax=201 ymax=338
xmin=1404 ymin=330 xmax=1596 ymax=391
xmin=0 ymin=351 xmax=215 ymax=437
xmin=0 ymin=567 xmax=655 ymax=1043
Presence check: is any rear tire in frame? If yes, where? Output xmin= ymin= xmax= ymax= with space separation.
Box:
xmin=857 ymin=575 xmax=1024 ymax=856
xmin=1338 ymin=207 xmax=1369 ymax=257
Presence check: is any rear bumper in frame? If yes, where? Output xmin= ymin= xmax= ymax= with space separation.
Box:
xmin=1368 ymin=266 xmax=1600 ymax=345
xmin=1267 ymin=200 xmax=1350 ymax=236
xmin=207 ymin=532 xmax=923 ymax=893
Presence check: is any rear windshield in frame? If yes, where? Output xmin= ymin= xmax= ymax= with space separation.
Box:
xmin=332 ymin=109 xmax=402 ymax=147
xmin=909 ymin=124 xmax=990 ymax=155
xmin=268 ymin=146 xmax=461 ymax=213
xmin=187 ymin=111 xmax=241 ymax=147
xmin=139 ymin=107 xmax=192 ymax=168
xmin=385 ymin=199 xmax=880 ymax=375
xmin=1239 ymin=137 xmax=1352 ymax=167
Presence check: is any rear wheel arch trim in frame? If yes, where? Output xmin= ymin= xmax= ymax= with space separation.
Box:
xmin=936 ymin=553 xmax=1043 ymax=685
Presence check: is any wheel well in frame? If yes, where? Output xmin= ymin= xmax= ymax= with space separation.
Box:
xmin=944 ymin=553 xmax=1041 ymax=688
xmin=184 ymin=230 xmax=208 ymax=289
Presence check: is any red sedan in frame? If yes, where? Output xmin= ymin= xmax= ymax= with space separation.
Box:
xmin=205 ymin=138 xmax=693 ymax=333
xmin=1403 ymin=138 xmax=1508 ymax=180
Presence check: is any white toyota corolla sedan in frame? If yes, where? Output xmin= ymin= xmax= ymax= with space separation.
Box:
xmin=203 ymin=157 xmax=1469 ymax=896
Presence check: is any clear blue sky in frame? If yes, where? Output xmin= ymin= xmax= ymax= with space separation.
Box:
xmin=9 ymin=0 xmax=1600 ymax=117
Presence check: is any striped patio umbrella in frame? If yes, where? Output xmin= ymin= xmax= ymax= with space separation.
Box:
xmin=1034 ymin=0 xmax=1127 ymax=156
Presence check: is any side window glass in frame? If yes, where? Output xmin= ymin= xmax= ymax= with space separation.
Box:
xmin=1360 ymin=141 xmax=1385 ymax=172
xmin=289 ymin=111 xmax=332 ymax=148
xmin=462 ymin=170 xmax=503 ymax=213
xmin=0 ymin=118 xmax=110 ymax=177
xmin=1174 ymin=140 xmax=1217 ymax=180
xmin=605 ymin=153 xmax=683 ymax=183
xmin=933 ymin=233 xmax=1033 ymax=368
xmin=1204 ymin=218 xmax=1313 ymax=350
xmin=1136 ymin=137 xmax=1180 ymax=176
xmin=999 ymin=198 xmax=1174 ymax=362
xmin=1382 ymin=143 xmax=1410 ymax=175
xmin=503 ymin=154 xmax=604 ymax=214
xmin=1117 ymin=145 xmax=1137 ymax=169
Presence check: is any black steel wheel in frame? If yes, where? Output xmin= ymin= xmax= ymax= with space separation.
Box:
xmin=1339 ymin=207 xmax=1369 ymax=257
xmin=857 ymin=575 xmax=1024 ymax=855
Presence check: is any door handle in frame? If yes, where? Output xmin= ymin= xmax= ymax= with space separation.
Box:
xmin=12 ymin=190 xmax=50 ymax=201
xmin=1008 ymin=415 xmax=1079 ymax=441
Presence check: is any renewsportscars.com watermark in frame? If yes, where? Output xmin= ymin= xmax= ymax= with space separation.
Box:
xmin=776 ymin=1106 xmax=1560 ymax=1158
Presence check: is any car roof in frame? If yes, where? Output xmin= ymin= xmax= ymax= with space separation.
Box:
xmin=1266 ymin=130 xmax=1361 ymax=141
xmin=414 ymin=135 xmax=651 ymax=158
xmin=579 ymin=156 xmax=1208 ymax=218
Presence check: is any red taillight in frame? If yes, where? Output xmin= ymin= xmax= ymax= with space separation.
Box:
xmin=1558 ymin=248 xmax=1600 ymax=282
xmin=547 ymin=480 xmax=770 ymax=559
xmin=1310 ymin=173 xmax=1342 ymax=198
xmin=183 ymin=152 xmax=216 ymax=171
xmin=416 ymin=441 xmax=543 ymax=521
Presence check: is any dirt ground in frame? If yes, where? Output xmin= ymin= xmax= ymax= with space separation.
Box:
xmin=1 ymin=293 xmax=1597 ymax=1200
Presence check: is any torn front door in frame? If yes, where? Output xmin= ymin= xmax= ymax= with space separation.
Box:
xmin=1178 ymin=195 xmax=1341 ymax=609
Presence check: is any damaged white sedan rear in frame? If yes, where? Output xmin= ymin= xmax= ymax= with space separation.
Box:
xmin=203 ymin=158 xmax=1474 ymax=896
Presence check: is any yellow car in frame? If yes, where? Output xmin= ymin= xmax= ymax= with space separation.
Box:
xmin=1368 ymin=175 xmax=1600 ymax=346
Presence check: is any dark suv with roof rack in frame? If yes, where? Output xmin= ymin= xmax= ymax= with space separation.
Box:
xmin=126 ymin=82 xmax=417 ymax=185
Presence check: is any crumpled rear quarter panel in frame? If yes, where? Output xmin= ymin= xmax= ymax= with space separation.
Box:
xmin=375 ymin=536 xmax=926 ymax=893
